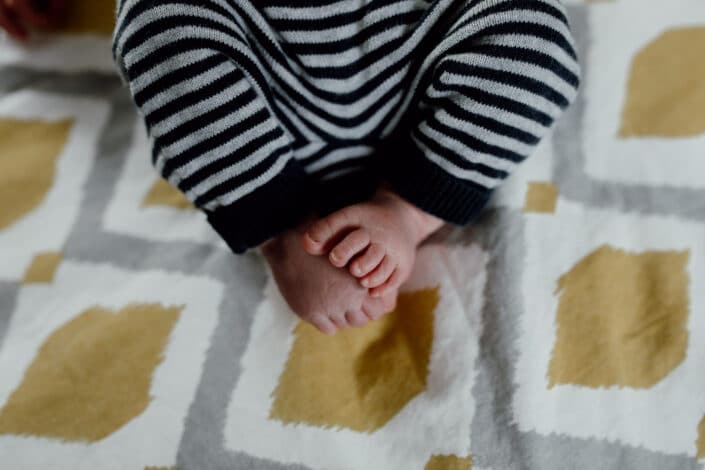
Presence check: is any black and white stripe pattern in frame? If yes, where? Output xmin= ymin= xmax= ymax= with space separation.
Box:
xmin=113 ymin=0 xmax=579 ymax=252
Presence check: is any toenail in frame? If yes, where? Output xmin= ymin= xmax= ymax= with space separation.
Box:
xmin=361 ymin=278 xmax=369 ymax=287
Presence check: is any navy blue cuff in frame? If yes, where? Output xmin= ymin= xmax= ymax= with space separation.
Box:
xmin=379 ymin=136 xmax=491 ymax=225
xmin=205 ymin=161 xmax=314 ymax=254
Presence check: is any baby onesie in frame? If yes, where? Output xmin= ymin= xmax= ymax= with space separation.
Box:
xmin=113 ymin=0 xmax=580 ymax=253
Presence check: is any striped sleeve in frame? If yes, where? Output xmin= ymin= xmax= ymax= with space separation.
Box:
xmin=112 ymin=0 xmax=314 ymax=253
xmin=382 ymin=0 xmax=580 ymax=224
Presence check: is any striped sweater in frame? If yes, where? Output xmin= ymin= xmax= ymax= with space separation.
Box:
xmin=113 ymin=0 xmax=580 ymax=253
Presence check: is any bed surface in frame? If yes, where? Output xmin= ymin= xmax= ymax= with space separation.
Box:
xmin=0 ymin=1 xmax=704 ymax=469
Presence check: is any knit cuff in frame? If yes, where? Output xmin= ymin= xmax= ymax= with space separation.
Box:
xmin=205 ymin=161 xmax=314 ymax=254
xmin=380 ymin=138 xmax=491 ymax=225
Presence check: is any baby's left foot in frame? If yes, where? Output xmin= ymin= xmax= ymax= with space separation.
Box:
xmin=303 ymin=189 xmax=443 ymax=297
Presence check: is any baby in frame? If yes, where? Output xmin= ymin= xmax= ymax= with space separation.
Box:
xmin=111 ymin=0 xmax=580 ymax=334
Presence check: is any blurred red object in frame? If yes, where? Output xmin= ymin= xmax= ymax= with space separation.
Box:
xmin=0 ymin=0 xmax=66 ymax=40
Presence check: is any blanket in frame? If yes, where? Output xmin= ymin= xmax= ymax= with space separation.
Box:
xmin=0 ymin=1 xmax=703 ymax=469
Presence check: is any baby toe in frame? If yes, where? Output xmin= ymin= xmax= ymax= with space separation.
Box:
xmin=302 ymin=228 xmax=328 ymax=256
xmin=303 ymin=208 xmax=358 ymax=255
xmin=345 ymin=310 xmax=369 ymax=327
xmin=311 ymin=315 xmax=337 ymax=335
xmin=370 ymin=268 xmax=404 ymax=298
xmin=361 ymin=255 xmax=395 ymax=289
xmin=329 ymin=228 xmax=370 ymax=268
xmin=329 ymin=312 xmax=350 ymax=330
xmin=381 ymin=290 xmax=398 ymax=312
xmin=350 ymin=242 xmax=385 ymax=278
xmin=362 ymin=297 xmax=385 ymax=321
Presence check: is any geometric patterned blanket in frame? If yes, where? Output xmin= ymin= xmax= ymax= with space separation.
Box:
xmin=0 ymin=1 xmax=703 ymax=469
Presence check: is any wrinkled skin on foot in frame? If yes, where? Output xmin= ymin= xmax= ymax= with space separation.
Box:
xmin=263 ymin=224 xmax=396 ymax=335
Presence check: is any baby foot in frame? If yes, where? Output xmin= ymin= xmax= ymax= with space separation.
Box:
xmin=263 ymin=225 xmax=389 ymax=334
xmin=302 ymin=189 xmax=443 ymax=298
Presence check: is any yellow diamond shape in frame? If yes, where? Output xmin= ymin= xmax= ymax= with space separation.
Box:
xmin=524 ymin=182 xmax=558 ymax=214
xmin=620 ymin=27 xmax=705 ymax=138
xmin=548 ymin=245 xmax=690 ymax=389
xmin=0 ymin=303 xmax=181 ymax=442
xmin=0 ymin=118 xmax=73 ymax=230
xmin=270 ymin=288 xmax=438 ymax=432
